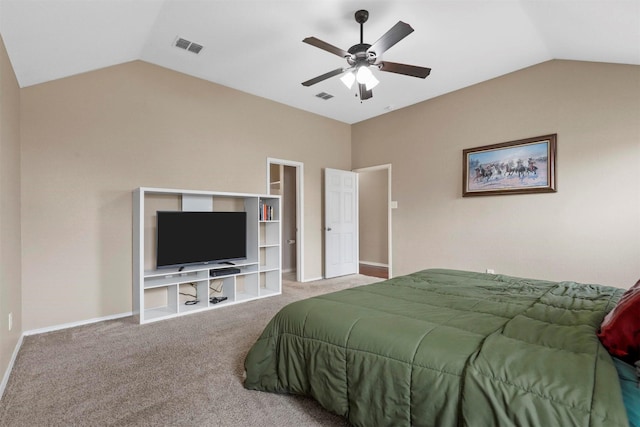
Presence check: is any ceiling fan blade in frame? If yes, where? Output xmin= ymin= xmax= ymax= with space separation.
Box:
xmin=378 ymin=61 xmax=431 ymax=79
xmin=303 ymin=37 xmax=349 ymax=58
xmin=302 ymin=68 xmax=345 ymax=87
xmin=358 ymin=83 xmax=373 ymax=100
xmin=368 ymin=21 xmax=414 ymax=55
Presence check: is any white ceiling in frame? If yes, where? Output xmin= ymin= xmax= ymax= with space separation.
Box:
xmin=1 ymin=0 xmax=638 ymax=124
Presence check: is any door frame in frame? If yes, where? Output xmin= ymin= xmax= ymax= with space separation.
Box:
xmin=266 ymin=158 xmax=304 ymax=282
xmin=353 ymin=164 xmax=393 ymax=278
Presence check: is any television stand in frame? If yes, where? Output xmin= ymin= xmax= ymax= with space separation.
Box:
xmin=133 ymin=187 xmax=282 ymax=324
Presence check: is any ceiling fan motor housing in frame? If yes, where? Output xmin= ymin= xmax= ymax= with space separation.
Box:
xmin=347 ymin=43 xmax=376 ymax=67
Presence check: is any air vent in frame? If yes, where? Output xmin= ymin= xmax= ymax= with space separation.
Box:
xmin=187 ymin=43 xmax=203 ymax=54
xmin=315 ymin=92 xmax=334 ymax=100
xmin=174 ymin=37 xmax=204 ymax=54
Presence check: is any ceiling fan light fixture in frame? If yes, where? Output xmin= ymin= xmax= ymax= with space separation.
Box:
xmin=356 ymin=66 xmax=379 ymax=90
xmin=365 ymin=72 xmax=379 ymax=91
xmin=340 ymin=71 xmax=356 ymax=89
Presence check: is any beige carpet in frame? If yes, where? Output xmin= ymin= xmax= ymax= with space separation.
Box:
xmin=0 ymin=274 xmax=382 ymax=426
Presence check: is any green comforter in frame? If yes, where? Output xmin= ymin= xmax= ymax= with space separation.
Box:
xmin=244 ymin=269 xmax=628 ymax=426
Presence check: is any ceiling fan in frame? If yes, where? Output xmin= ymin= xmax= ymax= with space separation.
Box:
xmin=302 ymin=9 xmax=431 ymax=101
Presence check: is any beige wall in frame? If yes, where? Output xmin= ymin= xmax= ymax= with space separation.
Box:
xmin=20 ymin=61 xmax=350 ymax=330
xmin=0 ymin=35 xmax=22 ymax=379
xmin=353 ymin=60 xmax=640 ymax=289
xmin=358 ymin=168 xmax=388 ymax=265
xmin=11 ymin=57 xmax=640 ymax=333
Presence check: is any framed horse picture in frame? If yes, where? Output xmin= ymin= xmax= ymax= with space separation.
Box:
xmin=462 ymin=134 xmax=557 ymax=197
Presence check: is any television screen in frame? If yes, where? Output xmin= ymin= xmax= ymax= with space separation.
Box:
xmin=156 ymin=211 xmax=247 ymax=269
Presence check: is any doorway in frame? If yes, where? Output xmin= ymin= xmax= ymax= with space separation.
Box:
xmin=267 ymin=158 xmax=304 ymax=282
xmin=354 ymin=164 xmax=392 ymax=279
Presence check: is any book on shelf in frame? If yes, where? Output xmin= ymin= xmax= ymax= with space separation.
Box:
xmin=259 ymin=202 xmax=274 ymax=221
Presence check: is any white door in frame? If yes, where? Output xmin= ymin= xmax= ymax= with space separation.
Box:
xmin=324 ymin=168 xmax=358 ymax=278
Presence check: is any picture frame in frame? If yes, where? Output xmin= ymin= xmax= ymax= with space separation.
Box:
xmin=463 ymin=134 xmax=557 ymax=197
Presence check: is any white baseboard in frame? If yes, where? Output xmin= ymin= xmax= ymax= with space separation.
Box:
xmin=359 ymin=261 xmax=389 ymax=268
xmin=23 ymin=311 xmax=133 ymax=336
xmin=303 ymin=276 xmax=324 ymax=282
xmin=1 ymin=333 xmax=24 ymax=400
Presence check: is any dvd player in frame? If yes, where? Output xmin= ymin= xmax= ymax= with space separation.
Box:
xmin=210 ymin=267 xmax=241 ymax=277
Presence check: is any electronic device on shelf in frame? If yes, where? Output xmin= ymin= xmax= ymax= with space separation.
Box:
xmin=209 ymin=267 xmax=241 ymax=277
xmin=156 ymin=211 xmax=247 ymax=269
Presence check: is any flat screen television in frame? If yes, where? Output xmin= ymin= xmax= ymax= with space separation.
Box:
xmin=156 ymin=211 xmax=247 ymax=269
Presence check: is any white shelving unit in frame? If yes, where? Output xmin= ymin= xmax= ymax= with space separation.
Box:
xmin=133 ymin=187 xmax=281 ymax=324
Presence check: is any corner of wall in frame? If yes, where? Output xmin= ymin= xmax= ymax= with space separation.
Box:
xmin=0 ymin=33 xmax=24 ymax=397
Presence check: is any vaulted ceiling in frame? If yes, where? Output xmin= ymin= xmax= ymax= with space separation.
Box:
xmin=1 ymin=0 xmax=638 ymax=124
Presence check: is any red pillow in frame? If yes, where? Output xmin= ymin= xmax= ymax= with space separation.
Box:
xmin=598 ymin=279 xmax=640 ymax=363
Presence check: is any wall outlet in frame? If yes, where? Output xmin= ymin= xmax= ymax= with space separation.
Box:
xmin=486 ymin=269 xmax=495 ymax=274
xmin=8 ymin=312 xmax=13 ymax=331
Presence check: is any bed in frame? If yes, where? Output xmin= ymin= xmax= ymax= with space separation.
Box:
xmin=244 ymin=269 xmax=631 ymax=426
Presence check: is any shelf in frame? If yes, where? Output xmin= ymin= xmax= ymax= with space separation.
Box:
xmin=209 ymin=298 xmax=232 ymax=308
xmin=179 ymin=302 xmax=209 ymax=314
xmin=260 ymin=288 xmax=280 ymax=298
xmin=144 ymin=275 xmax=205 ymax=289
xmin=144 ymin=306 xmax=178 ymax=322
xmin=236 ymin=292 xmax=260 ymax=302
xmin=207 ymin=261 xmax=258 ymax=270
xmin=144 ymin=264 xmax=206 ymax=278
xmin=133 ymin=187 xmax=281 ymax=324
xmin=144 ymin=263 xmax=259 ymax=288
xmin=236 ymin=271 xmax=259 ymax=277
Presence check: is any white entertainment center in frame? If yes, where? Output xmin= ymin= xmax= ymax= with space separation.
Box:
xmin=133 ymin=187 xmax=281 ymax=324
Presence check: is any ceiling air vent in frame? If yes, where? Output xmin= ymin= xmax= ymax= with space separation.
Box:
xmin=187 ymin=43 xmax=203 ymax=54
xmin=174 ymin=37 xmax=204 ymax=54
xmin=315 ymin=92 xmax=334 ymax=100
